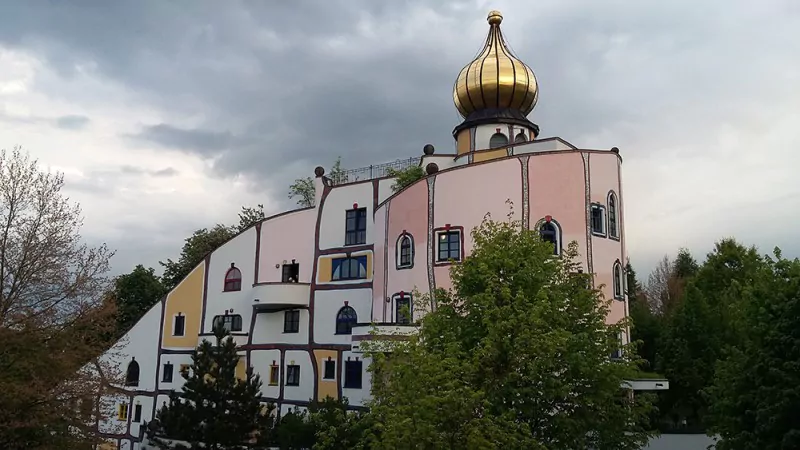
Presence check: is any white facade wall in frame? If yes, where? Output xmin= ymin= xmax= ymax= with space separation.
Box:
xmin=314 ymin=288 xmax=372 ymax=345
xmin=158 ymin=353 xmax=194 ymax=391
xmin=204 ymin=228 xmax=257 ymax=334
xmin=250 ymin=349 xmax=282 ymax=398
xmin=282 ymin=350 xmax=314 ymax=403
xmin=317 ymin=182 xmax=374 ymax=250
xmin=251 ymin=309 xmax=311 ymax=344
xmin=128 ymin=395 xmax=155 ymax=439
xmin=340 ymin=351 xmax=371 ymax=407
xmin=377 ymin=178 xmax=395 ymax=205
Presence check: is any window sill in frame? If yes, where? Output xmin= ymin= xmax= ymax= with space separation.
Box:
xmin=268 ymin=382 xmax=278 ymax=386
xmin=434 ymin=259 xmax=461 ymax=266
xmin=396 ymin=264 xmax=413 ymax=270
xmin=591 ymin=231 xmax=607 ymax=238
xmin=343 ymin=385 xmax=363 ymax=390
xmin=609 ymin=235 xmax=620 ymax=242
xmin=331 ymin=278 xmax=368 ymax=282
xmin=322 ymin=377 xmax=336 ymax=381
xmin=285 ymin=383 xmax=300 ymax=387
xmin=283 ymin=331 xmax=300 ymax=334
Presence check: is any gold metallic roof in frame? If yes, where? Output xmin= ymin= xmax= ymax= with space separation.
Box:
xmin=453 ymin=10 xmax=539 ymax=118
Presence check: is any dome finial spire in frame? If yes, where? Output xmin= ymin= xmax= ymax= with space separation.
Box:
xmin=487 ymin=10 xmax=503 ymax=25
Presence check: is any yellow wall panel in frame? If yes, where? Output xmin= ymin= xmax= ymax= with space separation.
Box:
xmin=162 ymin=264 xmax=205 ymax=348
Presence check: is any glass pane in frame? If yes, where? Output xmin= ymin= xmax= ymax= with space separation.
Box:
xmin=449 ymin=232 xmax=459 ymax=243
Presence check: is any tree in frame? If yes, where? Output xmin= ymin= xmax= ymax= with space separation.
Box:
xmin=148 ymin=324 xmax=276 ymax=449
xmin=705 ymin=249 xmax=800 ymax=449
xmin=627 ymin=261 xmax=660 ymax=371
xmin=386 ymin=165 xmax=426 ymax=193
xmin=307 ymin=397 xmax=371 ymax=450
xmin=363 ymin=215 xmax=656 ymax=449
xmin=273 ymin=408 xmax=315 ymax=450
xmin=160 ymin=224 xmax=236 ymax=291
xmin=113 ymin=265 xmax=167 ymax=335
xmin=0 ymin=147 xmax=120 ymax=449
xmin=237 ymin=204 xmax=266 ymax=232
xmin=288 ymin=157 xmax=346 ymax=208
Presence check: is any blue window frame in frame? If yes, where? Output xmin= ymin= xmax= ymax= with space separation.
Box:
xmin=332 ymin=256 xmax=368 ymax=281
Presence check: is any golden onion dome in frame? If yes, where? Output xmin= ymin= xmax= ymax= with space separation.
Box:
xmin=453 ymin=10 xmax=539 ymax=118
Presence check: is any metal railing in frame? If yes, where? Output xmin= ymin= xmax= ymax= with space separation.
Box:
xmin=329 ymin=156 xmax=421 ymax=186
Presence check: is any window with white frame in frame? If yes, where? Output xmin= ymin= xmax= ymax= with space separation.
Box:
xmin=607 ymin=191 xmax=619 ymax=239
xmin=397 ymin=234 xmax=414 ymax=269
xmin=591 ymin=204 xmax=606 ymax=236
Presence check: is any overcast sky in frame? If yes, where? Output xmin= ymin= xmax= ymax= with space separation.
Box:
xmin=1 ymin=0 xmax=798 ymax=280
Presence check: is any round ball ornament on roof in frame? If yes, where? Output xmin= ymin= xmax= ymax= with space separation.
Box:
xmin=452 ymin=10 xmax=539 ymax=118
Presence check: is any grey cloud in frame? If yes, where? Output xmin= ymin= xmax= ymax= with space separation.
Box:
xmin=126 ymin=124 xmax=239 ymax=157
xmin=55 ymin=114 xmax=89 ymax=130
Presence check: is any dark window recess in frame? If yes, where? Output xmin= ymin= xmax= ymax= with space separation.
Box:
xmin=437 ymin=230 xmax=461 ymax=262
xmin=608 ymin=194 xmax=618 ymax=238
xmin=539 ymin=222 xmax=559 ymax=255
xmin=489 ymin=132 xmax=509 ymax=148
xmin=345 ymin=208 xmax=367 ymax=245
xmin=613 ymin=264 xmax=623 ymax=299
xmin=125 ymin=359 xmax=140 ymax=387
xmin=335 ymin=306 xmax=358 ymax=335
xmin=286 ymin=365 xmax=300 ymax=386
xmin=344 ymin=360 xmax=363 ymax=389
xmin=395 ymin=295 xmax=412 ymax=325
xmin=331 ymin=256 xmax=368 ymax=280
xmin=174 ymin=315 xmax=186 ymax=336
xmin=323 ymin=360 xmax=336 ymax=380
xmin=591 ymin=205 xmax=605 ymax=235
xmin=162 ymin=363 xmax=174 ymax=383
xmin=269 ymin=366 xmax=279 ymax=385
xmin=284 ymin=310 xmax=300 ymax=333
xmin=282 ymin=261 xmax=300 ymax=283
xmin=212 ymin=314 xmax=243 ymax=332
xmin=514 ymin=132 xmax=527 ymax=143
xmin=398 ymin=236 xmax=413 ymax=267
xmin=133 ymin=404 xmax=142 ymax=423
xmin=224 ymin=264 xmax=242 ymax=292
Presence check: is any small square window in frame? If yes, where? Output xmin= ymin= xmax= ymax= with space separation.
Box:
xmin=269 ymin=365 xmax=279 ymax=385
xmin=173 ymin=315 xmax=186 ymax=336
xmin=436 ymin=229 xmax=461 ymax=262
xmin=286 ymin=365 xmax=300 ymax=386
xmin=284 ymin=310 xmax=300 ymax=333
xmin=345 ymin=208 xmax=367 ymax=246
xmin=591 ymin=204 xmax=606 ymax=236
xmin=323 ymin=360 xmax=336 ymax=380
xmin=162 ymin=363 xmax=174 ymax=383
xmin=282 ymin=262 xmax=300 ymax=283
xmin=344 ymin=360 xmax=363 ymax=389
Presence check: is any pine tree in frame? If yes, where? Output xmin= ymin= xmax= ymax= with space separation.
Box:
xmin=147 ymin=324 xmax=276 ymax=449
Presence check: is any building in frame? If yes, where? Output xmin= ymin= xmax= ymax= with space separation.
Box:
xmin=94 ymin=10 xmax=670 ymax=450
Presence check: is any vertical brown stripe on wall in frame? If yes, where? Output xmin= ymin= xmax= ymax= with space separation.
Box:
xmin=200 ymin=254 xmax=211 ymax=334
xmin=254 ymin=223 xmax=262 ymax=284
xmin=581 ymin=153 xmax=594 ymax=280
xmin=426 ymin=176 xmax=437 ymax=310
xmin=151 ymin=295 xmax=168 ymax=421
xmin=382 ymin=201 xmax=391 ymax=322
xmin=519 ymin=156 xmax=530 ymax=229
xmin=372 ymin=179 xmax=379 ymax=214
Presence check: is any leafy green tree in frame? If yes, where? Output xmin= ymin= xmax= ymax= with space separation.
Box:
xmin=237 ymin=204 xmax=266 ymax=232
xmin=307 ymin=397 xmax=371 ymax=450
xmin=363 ymin=216 xmax=656 ymax=449
xmin=148 ymin=325 xmax=276 ymax=449
xmin=113 ymin=264 xmax=167 ymax=335
xmin=160 ymin=224 xmax=236 ymax=291
xmin=273 ymin=408 xmax=315 ymax=450
xmin=288 ymin=157 xmax=347 ymax=207
xmin=386 ymin=165 xmax=426 ymax=193
xmin=706 ymin=249 xmax=800 ymax=449
xmin=627 ymin=261 xmax=660 ymax=371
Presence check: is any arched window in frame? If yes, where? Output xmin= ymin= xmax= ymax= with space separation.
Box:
xmin=489 ymin=132 xmax=509 ymax=149
xmin=224 ymin=264 xmax=242 ymax=292
xmin=608 ymin=191 xmax=619 ymax=239
xmin=514 ymin=132 xmax=527 ymax=143
xmin=613 ymin=262 xmax=623 ymax=299
xmin=538 ymin=219 xmax=561 ymax=256
xmin=335 ymin=305 xmax=358 ymax=335
xmin=396 ymin=234 xmax=414 ymax=269
xmin=125 ymin=358 xmax=140 ymax=387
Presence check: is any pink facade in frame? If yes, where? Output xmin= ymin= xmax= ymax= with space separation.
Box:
xmin=257 ymin=208 xmax=317 ymax=283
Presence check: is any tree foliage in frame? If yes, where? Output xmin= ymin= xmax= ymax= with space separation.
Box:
xmin=386 ymin=165 xmax=426 ymax=193
xmin=0 ymin=147 xmax=121 ymax=449
xmin=705 ymin=249 xmax=800 ymax=449
xmin=288 ymin=157 xmax=346 ymax=207
xmin=160 ymin=224 xmax=236 ymax=291
xmin=237 ymin=204 xmax=266 ymax=232
xmin=112 ymin=264 xmax=167 ymax=335
xmin=148 ymin=325 xmax=276 ymax=449
xmin=363 ymin=215 xmax=656 ymax=449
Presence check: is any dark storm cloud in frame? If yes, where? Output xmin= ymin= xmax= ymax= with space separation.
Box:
xmin=55 ymin=115 xmax=89 ymax=130
xmin=127 ymin=124 xmax=239 ymax=157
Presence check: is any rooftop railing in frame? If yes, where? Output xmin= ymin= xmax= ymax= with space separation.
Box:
xmin=329 ymin=156 xmax=421 ymax=186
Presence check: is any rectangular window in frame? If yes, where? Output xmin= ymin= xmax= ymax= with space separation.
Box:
xmin=133 ymin=404 xmax=142 ymax=423
xmin=591 ymin=204 xmax=606 ymax=235
xmin=436 ymin=230 xmax=462 ymax=262
xmin=282 ymin=262 xmax=300 ymax=283
xmin=331 ymin=256 xmax=368 ymax=281
xmin=212 ymin=314 xmax=243 ymax=332
xmin=344 ymin=360 xmax=363 ymax=389
xmin=173 ymin=315 xmax=186 ymax=336
xmin=395 ymin=294 xmax=412 ymax=325
xmin=118 ymin=403 xmax=128 ymax=421
xmin=345 ymin=208 xmax=367 ymax=245
xmin=162 ymin=363 xmax=174 ymax=382
xmin=323 ymin=360 xmax=336 ymax=380
xmin=269 ymin=365 xmax=279 ymax=385
xmin=283 ymin=310 xmax=300 ymax=333
xmin=286 ymin=365 xmax=300 ymax=386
